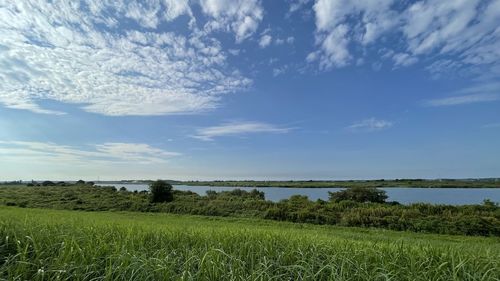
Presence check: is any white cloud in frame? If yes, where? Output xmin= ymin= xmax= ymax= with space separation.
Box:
xmin=199 ymin=0 xmax=263 ymax=43
xmin=454 ymin=82 xmax=500 ymax=96
xmin=228 ymin=49 xmax=240 ymax=55
xmin=348 ymin=118 xmax=393 ymax=132
xmin=306 ymin=52 xmax=319 ymax=63
xmin=193 ymin=121 xmax=291 ymax=141
xmin=424 ymin=94 xmax=499 ymax=107
xmin=402 ymin=0 xmax=480 ymax=55
xmin=425 ymin=82 xmax=500 ymax=106
xmin=289 ymin=0 xmax=313 ymax=13
xmin=275 ymin=36 xmax=294 ymax=46
xmin=273 ymin=65 xmax=289 ymax=77
xmin=311 ymin=0 xmax=397 ymax=69
xmin=0 ymin=1 xmax=252 ymax=116
xmin=124 ymin=1 xmax=161 ymax=29
xmin=308 ymin=0 xmax=500 ymax=78
xmin=317 ymin=24 xmax=351 ymax=68
xmin=392 ymin=53 xmax=418 ymax=67
xmin=95 ymin=143 xmax=180 ymax=163
xmin=273 ymin=69 xmax=284 ymax=76
xmin=163 ymin=0 xmax=192 ymax=21
xmin=259 ymin=34 xmax=272 ymax=48
xmin=0 ymin=141 xmax=180 ymax=165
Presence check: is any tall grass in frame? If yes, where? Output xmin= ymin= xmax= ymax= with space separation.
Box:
xmin=1 ymin=206 xmax=499 ymax=280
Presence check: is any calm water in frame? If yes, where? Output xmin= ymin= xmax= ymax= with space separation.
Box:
xmin=107 ymin=183 xmax=500 ymax=205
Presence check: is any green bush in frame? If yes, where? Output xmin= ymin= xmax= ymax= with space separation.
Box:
xmin=329 ymin=187 xmax=388 ymax=203
xmin=149 ymin=180 xmax=173 ymax=203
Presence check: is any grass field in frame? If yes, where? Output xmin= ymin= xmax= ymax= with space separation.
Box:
xmin=1 ymin=184 xmax=499 ymax=237
xmin=0 ymin=206 xmax=499 ymax=280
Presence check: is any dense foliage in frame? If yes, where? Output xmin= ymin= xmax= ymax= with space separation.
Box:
xmin=149 ymin=180 xmax=173 ymax=203
xmin=1 ymin=207 xmax=498 ymax=281
xmin=0 ymin=184 xmax=499 ymax=236
xmin=328 ymin=186 xmax=388 ymax=203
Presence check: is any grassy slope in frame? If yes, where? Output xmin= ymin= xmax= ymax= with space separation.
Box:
xmin=1 ymin=206 xmax=499 ymax=280
xmin=1 ymin=184 xmax=499 ymax=237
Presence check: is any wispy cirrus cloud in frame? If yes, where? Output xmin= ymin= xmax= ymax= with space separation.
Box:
xmin=348 ymin=118 xmax=393 ymax=132
xmin=424 ymin=82 xmax=500 ymax=107
xmin=0 ymin=141 xmax=179 ymax=164
xmin=193 ymin=121 xmax=292 ymax=141
xmin=0 ymin=1 xmax=262 ymax=116
xmin=424 ymin=93 xmax=499 ymax=107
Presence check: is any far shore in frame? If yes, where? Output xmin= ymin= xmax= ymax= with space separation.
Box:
xmin=3 ymin=178 xmax=499 ymax=188
xmin=98 ymin=179 xmax=500 ymax=189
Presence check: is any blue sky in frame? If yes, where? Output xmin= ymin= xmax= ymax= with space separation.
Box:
xmin=0 ymin=0 xmax=499 ymax=181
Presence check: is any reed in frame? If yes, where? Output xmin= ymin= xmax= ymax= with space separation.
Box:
xmin=1 ymin=206 xmax=498 ymax=281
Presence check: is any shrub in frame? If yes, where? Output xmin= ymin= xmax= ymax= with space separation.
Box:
xmin=149 ymin=180 xmax=173 ymax=203
xmin=329 ymin=187 xmax=388 ymax=203
xmin=206 ymin=190 xmax=217 ymax=199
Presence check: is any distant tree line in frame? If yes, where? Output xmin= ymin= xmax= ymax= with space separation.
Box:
xmin=26 ymin=180 xmax=95 ymax=187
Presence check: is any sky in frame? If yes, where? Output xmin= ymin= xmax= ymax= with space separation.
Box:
xmin=0 ymin=0 xmax=499 ymax=181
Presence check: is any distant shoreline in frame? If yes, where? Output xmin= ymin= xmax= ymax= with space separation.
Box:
xmin=3 ymin=179 xmax=499 ymax=188
xmin=98 ymin=179 xmax=500 ymax=189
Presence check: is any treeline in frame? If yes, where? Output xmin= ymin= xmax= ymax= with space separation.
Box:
xmin=0 ymin=183 xmax=498 ymax=236
xmin=181 ymin=179 xmax=500 ymax=188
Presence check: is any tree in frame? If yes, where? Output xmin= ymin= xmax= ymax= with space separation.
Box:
xmin=206 ymin=190 xmax=217 ymax=199
xmin=249 ymin=189 xmax=265 ymax=200
xmin=483 ymin=199 xmax=498 ymax=207
xmin=42 ymin=181 xmax=55 ymax=186
xmin=149 ymin=180 xmax=173 ymax=203
xmin=328 ymin=187 xmax=387 ymax=203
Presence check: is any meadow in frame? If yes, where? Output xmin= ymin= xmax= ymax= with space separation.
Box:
xmin=1 ymin=184 xmax=499 ymax=236
xmin=1 ymin=206 xmax=499 ymax=281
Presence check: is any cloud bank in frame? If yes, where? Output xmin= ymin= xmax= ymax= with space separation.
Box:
xmin=0 ymin=1 xmax=262 ymax=116
xmin=307 ymin=0 xmax=500 ymax=76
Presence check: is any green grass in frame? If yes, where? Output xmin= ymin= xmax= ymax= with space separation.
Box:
xmin=2 ymin=184 xmax=499 ymax=237
xmin=1 ymin=206 xmax=499 ymax=280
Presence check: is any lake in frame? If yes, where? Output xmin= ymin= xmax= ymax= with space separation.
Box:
xmin=106 ymin=183 xmax=500 ymax=205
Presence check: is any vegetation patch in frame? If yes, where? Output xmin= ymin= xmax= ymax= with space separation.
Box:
xmin=0 ymin=206 xmax=499 ymax=280
xmin=0 ymin=183 xmax=498 ymax=236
